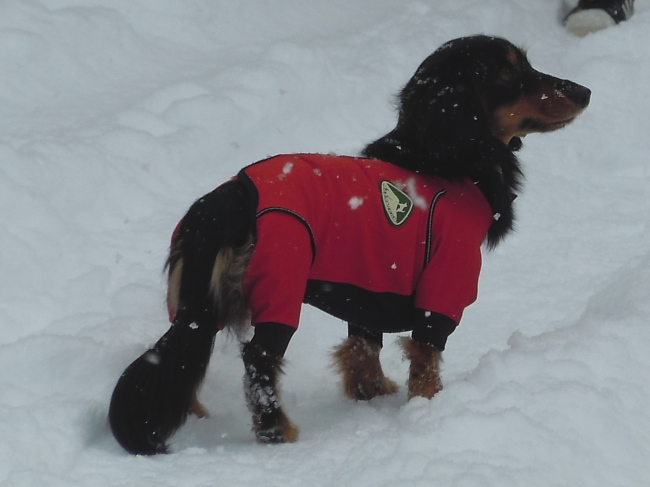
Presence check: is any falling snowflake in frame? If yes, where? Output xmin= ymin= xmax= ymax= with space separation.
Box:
xmin=348 ymin=196 xmax=364 ymax=210
xmin=144 ymin=352 xmax=160 ymax=365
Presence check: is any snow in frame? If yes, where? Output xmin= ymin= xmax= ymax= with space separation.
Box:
xmin=349 ymin=196 xmax=365 ymax=210
xmin=1 ymin=0 xmax=649 ymax=485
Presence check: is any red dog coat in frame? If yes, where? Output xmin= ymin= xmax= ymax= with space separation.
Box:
xmin=236 ymin=154 xmax=493 ymax=346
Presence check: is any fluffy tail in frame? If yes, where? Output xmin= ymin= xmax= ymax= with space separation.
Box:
xmin=108 ymin=314 xmax=217 ymax=455
xmin=109 ymin=182 xmax=253 ymax=455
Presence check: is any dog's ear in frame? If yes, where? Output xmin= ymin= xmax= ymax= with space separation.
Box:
xmin=397 ymin=48 xmax=509 ymax=177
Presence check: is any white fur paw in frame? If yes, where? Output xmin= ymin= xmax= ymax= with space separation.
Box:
xmin=565 ymin=9 xmax=616 ymax=37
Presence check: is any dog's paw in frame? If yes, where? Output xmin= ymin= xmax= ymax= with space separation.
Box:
xmin=350 ymin=375 xmax=399 ymax=401
xmin=252 ymin=409 xmax=299 ymax=443
xmin=401 ymin=338 xmax=443 ymax=399
xmin=565 ymin=9 xmax=616 ymax=36
xmin=407 ymin=366 xmax=443 ymax=399
xmin=332 ymin=336 xmax=399 ymax=401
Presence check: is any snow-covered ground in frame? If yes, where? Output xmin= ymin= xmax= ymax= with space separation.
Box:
xmin=1 ymin=1 xmax=649 ymax=485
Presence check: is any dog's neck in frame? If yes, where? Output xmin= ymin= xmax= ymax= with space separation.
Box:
xmin=361 ymin=132 xmax=522 ymax=248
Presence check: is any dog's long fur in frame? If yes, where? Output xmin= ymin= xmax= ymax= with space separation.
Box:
xmin=109 ymin=36 xmax=590 ymax=454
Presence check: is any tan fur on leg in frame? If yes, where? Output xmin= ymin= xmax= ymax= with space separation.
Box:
xmin=332 ymin=337 xmax=399 ymax=400
xmin=209 ymin=237 xmax=254 ymax=338
xmin=401 ymin=337 xmax=443 ymax=399
xmin=189 ymin=393 xmax=210 ymax=418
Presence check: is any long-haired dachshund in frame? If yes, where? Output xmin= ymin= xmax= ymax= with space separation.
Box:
xmin=109 ymin=35 xmax=590 ymax=454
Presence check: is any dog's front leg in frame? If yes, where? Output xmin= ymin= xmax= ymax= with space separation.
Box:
xmin=332 ymin=336 xmax=399 ymax=400
xmin=242 ymin=341 xmax=299 ymax=443
xmin=401 ymin=338 xmax=443 ymax=399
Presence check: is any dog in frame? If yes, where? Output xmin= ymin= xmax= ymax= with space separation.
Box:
xmin=109 ymin=35 xmax=590 ymax=454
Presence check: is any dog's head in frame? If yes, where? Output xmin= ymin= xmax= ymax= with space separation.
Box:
xmin=397 ymin=35 xmax=590 ymax=158
xmin=451 ymin=36 xmax=591 ymax=146
xmin=363 ymin=35 xmax=590 ymax=246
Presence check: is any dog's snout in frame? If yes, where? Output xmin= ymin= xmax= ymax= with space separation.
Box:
xmin=558 ymin=80 xmax=591 ymax=108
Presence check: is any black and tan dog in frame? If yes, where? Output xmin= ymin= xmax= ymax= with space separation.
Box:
xmin=109 ymin=36 xmax=590 ymax=454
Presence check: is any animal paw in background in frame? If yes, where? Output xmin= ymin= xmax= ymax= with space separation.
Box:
xmin=564 ymin=0 xmax=634 ymax=36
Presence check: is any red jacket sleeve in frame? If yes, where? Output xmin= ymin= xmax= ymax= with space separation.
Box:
xmin=414 ymin=183 xmax=492 ymax=324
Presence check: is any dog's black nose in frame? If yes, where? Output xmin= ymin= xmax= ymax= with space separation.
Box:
xmin=559 ymin=81 xmax=591 ymax=108
xmin=569 ymin=85 xmax=591 ymax=108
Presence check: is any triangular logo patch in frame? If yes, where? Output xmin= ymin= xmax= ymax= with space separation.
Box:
xmin=381 ymin=180 xmax=414 ymax=226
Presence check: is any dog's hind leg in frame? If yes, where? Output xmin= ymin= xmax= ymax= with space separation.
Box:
xmin=401 ymin=337 xmax=443 ymax=399
xmin=237 ymin=212 xmax=313 ymax=443
xmin=242 ymin=341 xmax=299 ymax=443
xmin=189 ymin=393 xmax=210 ymax=418
xmin=332 ymin=334 xmax=399 ymax=401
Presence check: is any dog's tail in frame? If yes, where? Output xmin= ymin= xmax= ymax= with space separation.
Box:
xmin=109 ymin=183 xmax=253 ymax=455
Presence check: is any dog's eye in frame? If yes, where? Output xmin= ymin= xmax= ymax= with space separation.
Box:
xmin=499 ymin=68 xmax=515 ymax=84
